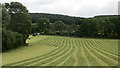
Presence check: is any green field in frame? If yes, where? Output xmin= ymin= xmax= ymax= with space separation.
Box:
xmin=2 ymin=35 xmax=119 ymax=66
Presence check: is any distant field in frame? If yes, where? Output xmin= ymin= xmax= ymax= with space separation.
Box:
xmin=2 ymin=35 xmax=119 ymax=66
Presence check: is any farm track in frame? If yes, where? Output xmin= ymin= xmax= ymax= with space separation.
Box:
xmin=3 ymin=36 xmax=119 ymax=66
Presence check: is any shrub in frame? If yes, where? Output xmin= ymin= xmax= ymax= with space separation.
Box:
xmin=14 ymin=32 xmax=24 ymax=47
xmin=2 ymin=29 xmax=24 ymax=51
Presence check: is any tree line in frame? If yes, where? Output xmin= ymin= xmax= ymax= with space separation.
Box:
xmin=31 ymin=15 xmax=120 ymax=39
xmin=30 ymin=13 xmax=83 ymax=25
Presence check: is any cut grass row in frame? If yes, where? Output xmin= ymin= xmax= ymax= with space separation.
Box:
xmin=85 ymin=40 xmax=118 ymax=66
xmin=3 ymin=35 xmax=119 ymax=66
xmin=4 ymin=37 xmax=62 ymax=66
xmin=5 ymin=37 xmax=69 ymax=66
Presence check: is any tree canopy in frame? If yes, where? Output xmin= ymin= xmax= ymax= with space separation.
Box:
xmin=36 ymin=18 xmax=50 ymax=34
xmin=2 ymin=2 xmax=31 ymax=51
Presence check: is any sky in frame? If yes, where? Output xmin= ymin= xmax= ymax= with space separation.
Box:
xmin=0 ymin=0 xmax=120 ymax=17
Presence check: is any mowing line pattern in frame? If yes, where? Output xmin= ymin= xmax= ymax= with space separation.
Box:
xmin=3 ymin=36 xmax=119 ymax=66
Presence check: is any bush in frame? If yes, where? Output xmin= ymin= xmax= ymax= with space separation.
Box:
xmin=14 ymin=32 xmax=24 ymax=47
xmin=2 ymin=29 xmax=24 ymax=51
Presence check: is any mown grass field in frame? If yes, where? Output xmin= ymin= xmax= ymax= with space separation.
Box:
xmin=2 ymin=35 xmax=119 ymax=66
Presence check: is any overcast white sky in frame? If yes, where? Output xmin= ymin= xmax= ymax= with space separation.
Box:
xmin=0 ymin=0 xmax=120 ymax=17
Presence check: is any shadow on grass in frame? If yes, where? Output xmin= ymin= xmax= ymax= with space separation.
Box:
xmin=2 ymin=43 xmax=30 ymax=53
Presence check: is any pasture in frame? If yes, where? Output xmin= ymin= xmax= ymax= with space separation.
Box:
xmin=2 ymin=35 xmax=119 ymax=66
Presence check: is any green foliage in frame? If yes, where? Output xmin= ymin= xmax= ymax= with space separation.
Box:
xmin=2 ymin=1 xmax=31 ymax=51
xmin=2 ymin=29 xmax=24 ymax=51
xmin=5 ymin=2 xmax=31 ymax=33
xmin=30 ymin=13 xmax=83 ymax=25
xmin=14 ymin=32 xmax=24 ymax=47
xmin=8 ymin=13 xmax=31 ymax=35
xmin=94 ymin=16 xmax=120 ymax=38
xmin=2 ymin=29 xmax=15 ymax=50
xmin=31 ymin=15 xmax=119 ymax=39
xmin=29 ymin=8 xmax=119 ymax=39
xmin=36 ymin=18 xmax=50 ymax=33
xmin=2 ymin=4 xmax=10 ymax=28
xmin=54 ymin=21 xmax=65 ymax=32
xmin=3 ymin=2 xmax=32 ymax=43
xmin=77 ymin=18 xmax=97 ymax=37
xmin=5 ymin=2 xmax=28 ymax=14
xmin=49 ymin=23 xmax=55 ymax=34
xmin=109 ymin=17 xmax=120 ymax=38
xmin=31 ymin=24 xmax=38 ymax=33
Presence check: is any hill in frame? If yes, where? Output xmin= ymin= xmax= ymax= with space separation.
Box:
xmin=30 ymin=13 xmax=119 ymax=25
xmin=30 ymin=13 xmax=84 ymax=25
